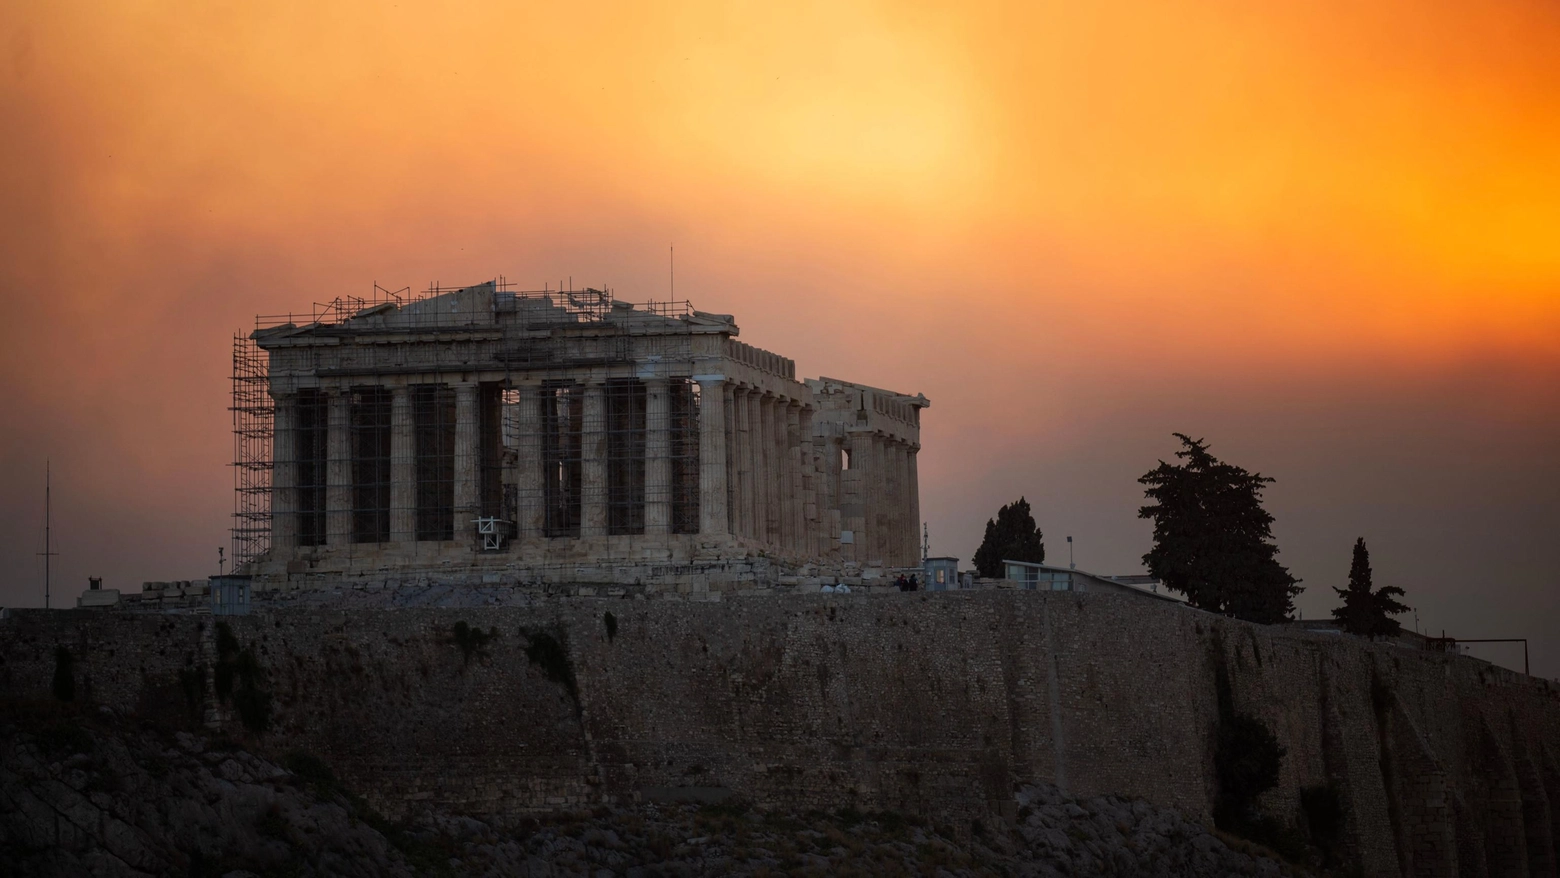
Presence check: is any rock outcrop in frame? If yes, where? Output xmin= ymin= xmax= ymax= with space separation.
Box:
xmin=1 ymin=709 xmax=1289 ymax=876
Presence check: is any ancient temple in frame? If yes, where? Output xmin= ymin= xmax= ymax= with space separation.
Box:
xmin=238 ymin=281 xmax=927 ymax=590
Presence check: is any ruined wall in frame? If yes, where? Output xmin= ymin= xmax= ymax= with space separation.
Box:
xmin=3 ymin=592 xmax=1558 ymax=877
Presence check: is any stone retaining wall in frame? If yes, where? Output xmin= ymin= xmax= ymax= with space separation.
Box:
xmin=3 ymin=591 xmax=1558 ymax=876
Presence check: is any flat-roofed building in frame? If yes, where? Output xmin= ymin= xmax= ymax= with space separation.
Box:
xmin=1001 ymin=560 xmax=1182 ymax=603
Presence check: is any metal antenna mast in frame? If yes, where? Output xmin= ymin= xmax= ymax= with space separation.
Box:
xmin=37 ymin=460 xmax=57 ymax=609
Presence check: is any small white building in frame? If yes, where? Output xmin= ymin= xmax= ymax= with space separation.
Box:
xmin=210 ymin=576 xmax=252 ymax=616
xmin=1001 ymin=560 xmax=1182 ymax=603
xmin=922 ymin=557 xmax=960 ymax=591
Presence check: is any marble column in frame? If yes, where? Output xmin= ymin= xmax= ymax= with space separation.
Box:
xmin=908 ymin=444 xmax=921 ymax=563
xmin=785 ymin=401 xmax=803 ymax=555
xmin=879 ymin=436 xmax=892 ymax=567
xmin=453 ymin=383 xmax=480 ymax=541
xmin=389 ymin=385 xmax=415 ymax=543
xmin=822 ymin=433 xmax=842 ymax=556
xmin=645 ymin=377 xmax=671 ymax=536
xmin=758 ymin=394 xmax=776 ymax=547
xmin=734 ymin=387 xmax=753 ymax=539
xmin=879 ymin=437 xmax=895 ymax=565
xmin=773 ymin=395 xmax=788 ymax=548
xmin=697 ymin=376 xmax=729 ymax=536
xmin=326 ymin=390 xmax=352 ymax=546
xmin=270 ymin=392 xmax=297 ymax=553
xmin=514 ymin=384 xmax=544 ymax=539
xmin=892 ymin=441 xmax=909 ymax=566
xmin=722 ymin=382 xmax=737 ymax=535
xmin=847 ymin=429 xmax=873 ymax=562
xmin=580 ymin=382 xmax=608 ymax=538
xmin=798 ymin=406 xmax=818 ymax=558
xmin=748 ymin=390 xmax=768 ymax=544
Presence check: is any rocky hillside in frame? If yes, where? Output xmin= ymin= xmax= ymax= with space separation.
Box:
xmin=1 ymin=706 xmax=1297 ymax=877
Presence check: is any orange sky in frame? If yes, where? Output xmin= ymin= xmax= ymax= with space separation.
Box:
xmin=2 ymin=1 xmax=1557 ymax=673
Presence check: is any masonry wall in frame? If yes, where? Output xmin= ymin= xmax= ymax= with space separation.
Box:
xmin=4 ymin=592 xmax=1559 ymax=877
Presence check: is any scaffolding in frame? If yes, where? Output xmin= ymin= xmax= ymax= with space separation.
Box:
xmin=231 ymin=334 xmax=273 ymax=569
xmin=236 ymin=280 xmax=713 ymax=571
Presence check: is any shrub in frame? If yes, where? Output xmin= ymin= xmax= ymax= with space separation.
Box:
xmin=213 ymin=622 xmax=271 ymax=734
xmin=1301 ymin=783 xmax=1346 ymax=863
xmin=450 ymin=621 xmax=498 ymax=665
xmin=233 ymin=683 xmax=272 ymax=734
xmin=179 ymin=664 xmax=205 ymax=714
xmin=523 ymin=630 xmax=577 ymax=703
xmin=1214 ymin=711 xmax=1285 ymax=826
xmin=51 ymin=645 xmax=75 ymax=702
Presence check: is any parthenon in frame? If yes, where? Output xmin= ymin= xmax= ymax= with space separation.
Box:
xmin=237 ymin=281 xmax=927 ymax=590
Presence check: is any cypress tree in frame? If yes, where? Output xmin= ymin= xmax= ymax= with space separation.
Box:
xmin=1332 ymin=538 xmax=1409 ymax=637
xmin=972 ymin=497 xmax=1045 ymax=578
xmin=1139 ymin=434 xmax=1301 ymax=623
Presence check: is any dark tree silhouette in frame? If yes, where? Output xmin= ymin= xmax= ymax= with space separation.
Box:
xmin=972 ymin=497 xmax=1045 ymax=579
xmin=1139 ymin=434 xmax=1301 ymax=623
xmin=1331 ymin=538 xmax=1409 ymax=637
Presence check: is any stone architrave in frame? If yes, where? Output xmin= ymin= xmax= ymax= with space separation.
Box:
xmin=580 ymin=382 xmax=608 ymax=538
xmin=644 ymin=377 xmax=671 ymax=536
xmin=326 ymin=390 xmax=352 ymax=546
xmin=389 ymin=385 xmax=415 ymax=543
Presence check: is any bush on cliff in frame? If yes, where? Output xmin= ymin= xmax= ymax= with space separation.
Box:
xmin=1300 ymin=782 xmax=1346 ymax=865
xmin=1214 ymin=711 xmax=1284 ymax=822
xmin=523 ymin=630 xmax=579 ymax=707
xmin=1139 ymin=434 xmax=1301 ymax=623
xmin=213 ymin=622 xmax=272 ymax=735
xmin=1213 ymin=708 xmax=1310 ymax=861
xmin=449 ymin=621 xmax=498 ymax=665
xmin=52 ymin=645 xmax=75 ymax=702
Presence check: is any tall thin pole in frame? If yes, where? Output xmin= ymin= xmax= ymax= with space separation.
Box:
xmin=670 ymin=245 xmax=675 ymax=298
xmin=38 ymin=460 xmax=57 ymax=609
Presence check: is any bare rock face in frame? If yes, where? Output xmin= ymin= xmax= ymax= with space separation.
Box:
xmin=1 ymin=709 xmax=1289 ymax=877
xmin=404 ymin=787 xmax=1289 ymax=877
xmin=0 ymin=709 xmax=412 ymax=877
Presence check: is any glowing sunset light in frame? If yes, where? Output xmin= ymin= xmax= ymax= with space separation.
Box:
xmin=1 ymin=0 xmax=1556 ymax=674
